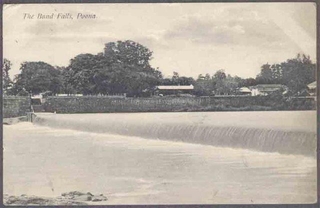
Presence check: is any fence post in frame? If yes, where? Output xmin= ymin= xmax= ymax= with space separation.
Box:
xmin=26 ymin=112 xmax=36 ymax=122
xmin=26 ymin=112 xmax=32 ymax=122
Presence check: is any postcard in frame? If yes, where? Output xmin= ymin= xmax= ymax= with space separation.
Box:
xmin=2 ymin=2 xmax=317 ymax=205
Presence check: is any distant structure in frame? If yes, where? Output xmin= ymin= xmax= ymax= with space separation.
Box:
xmin=31 ymin=94 xmax=43 ymax=105
xmin=307 ymin=81 xmax=316 ymax=96
xmin=155 ymin=84 xmax=194 ymax=96
xmin=56 ymin=94 xmax=84 ymax=97
xmin=250 ymin=84 xmax=287 ymax=96
xmin=237 ymin=87 xmax=251 ymax=96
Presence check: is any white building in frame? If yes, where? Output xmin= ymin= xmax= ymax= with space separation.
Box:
xmin=238 ymin=87 xmax=252 ymax=95
xmin=155 ymin=84 xmax=194 ymax=96
xmin=307 ymin=81 xmax=316 ymax=96
xmin=250 ymin=84 xmax=287 ymax=96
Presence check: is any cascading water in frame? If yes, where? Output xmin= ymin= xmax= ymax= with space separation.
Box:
xmin=33 ymin=111 xmax=317 ymax=157
xmin=4 ymin=111 xmax=317 ymax=204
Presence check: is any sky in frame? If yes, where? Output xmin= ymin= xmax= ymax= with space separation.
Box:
xmin=3 ymin=3 xmax=316 ymax=79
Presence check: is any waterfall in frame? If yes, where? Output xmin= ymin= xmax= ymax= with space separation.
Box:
xmin=33 ymin=112 xmax=316 ymax=157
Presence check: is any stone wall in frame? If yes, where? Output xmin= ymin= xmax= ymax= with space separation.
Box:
xmin=43 ymin=96 xmax=316 ymax=113
xmin=3 ymin=96 xmax=31 ymax=118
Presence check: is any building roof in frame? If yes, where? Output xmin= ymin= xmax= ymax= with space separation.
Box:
xmin=31 ymin=95 xmax=42 ymax=99
xmin=156 ymin=85 xmax=194 ymax=90
xmin=239 ymin=87 xmax=251 ymax=93
xmin=252 ymin=84 xmax=286 ymax=92
xmin=307 ymin=81 xmax=316 ymax=89
xmin=255 ymin=84 xmax=285 ymax=88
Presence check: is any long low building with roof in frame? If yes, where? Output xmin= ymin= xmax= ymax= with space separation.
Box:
xmin=250 ymin=84 xmax=288 ymax=96
xmin=155 ymin=84 xmax=194 ymax=96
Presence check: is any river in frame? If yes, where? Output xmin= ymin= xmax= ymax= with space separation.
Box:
xmin=3 ymin=111 xmax=317 ymax=204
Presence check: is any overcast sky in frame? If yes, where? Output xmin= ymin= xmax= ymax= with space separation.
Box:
xmin=3 ymin=3 xmax=316 ymax=79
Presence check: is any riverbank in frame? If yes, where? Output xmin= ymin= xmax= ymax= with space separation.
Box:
xmin=4 ymin=191 xmax=107 ymax=206
xmin=3 ymin=116 xmax=28 ymax=125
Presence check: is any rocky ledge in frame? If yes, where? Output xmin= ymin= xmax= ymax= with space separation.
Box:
xmin=4 ymin=191 xmax=108 ymax=206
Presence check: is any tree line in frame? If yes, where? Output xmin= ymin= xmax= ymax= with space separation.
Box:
xmin=2 ymin=40 xmax=316 ymax=97
xmin=194 ymin=53 xmax=316 ymax=96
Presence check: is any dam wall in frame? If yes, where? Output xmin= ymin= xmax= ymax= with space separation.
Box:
xmin=43 ymin=96 xmax=315 ymax=113
xmin=33 ymin=112 xmax=317 ymax=157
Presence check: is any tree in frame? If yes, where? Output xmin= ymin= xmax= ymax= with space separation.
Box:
xmin=224 ymin=74 xmax=241 ymax=94
xmin=171 ymin=71 xmax=180 ymax=85
xmin=197 ymin=74 xmax=205 ymax=81
xmin=168 ymin=71 xmax=194 ymax=86
xmin=161 ymin=78 xmax=173 ymax=85
xmin=204 ymin=73 xmax=211 ymax=81
xmin=213 ymin=69 xmax=226 ymax=80
xmin=177 ymin=76 xmax=195 ymax=85
xmin=241 ymin=78 xmax=257 ymax=87
xmin=256 ymin=63 xmax=273 ymax=84
xmin=270 ymin=64 xmax=282 ymax=82
xmin=2 ymin=59 xmax=13 ymax=95
xmin=58 ymin=66 xmax=76 ymax=94
xmin=103 ymin=41 xmax=163 ymax=96
xmin=104 ymin=40 xmax=153 ymax=70
xmin=194 ymin=73 xmax=213 ymax=96
xmin=66 ymin=53 xmax=106 ymax=94
xmin=12 ymin=62 xmax=63 ymax=95
xmin=254 ymin=54 xmax=315 ymax=95
xmin=64 ymin=40 xmax=163 ymax=96
xmin=213 ymin=70 xmax=227 ymax=95
xmin=280 ymin=54 xmax=316 ymax=94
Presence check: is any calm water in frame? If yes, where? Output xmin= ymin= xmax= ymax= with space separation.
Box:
xmin=3 ymin=111 xmax=317 ymax=204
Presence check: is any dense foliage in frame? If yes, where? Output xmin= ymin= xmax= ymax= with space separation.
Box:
xmin=2 ymin=59 xmax=13 ymax=95
xmin=5 ymin=38 xmax=316 ymax=97
xmin=256 ymin=54 xmax=316 ymax=94
xmin=193 ymin=54 xmax=316 ymax=96
xmin=11 ymin=62 xmax=62 ymax=95
xmin=63 ymin=40 xmax=163 ymax=96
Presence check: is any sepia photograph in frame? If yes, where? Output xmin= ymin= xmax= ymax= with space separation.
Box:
xmin=2 ymin=2 xmax=317 ymax=205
